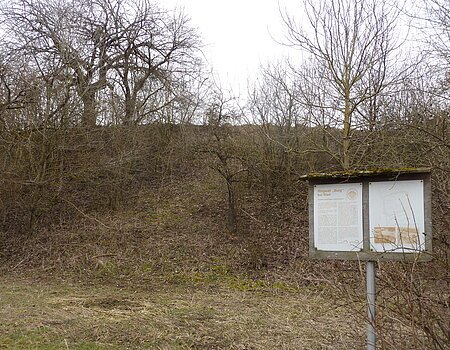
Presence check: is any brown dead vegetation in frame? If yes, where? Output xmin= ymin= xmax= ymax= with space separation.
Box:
xmin=0 ymin=122 xmax=448 ymax=349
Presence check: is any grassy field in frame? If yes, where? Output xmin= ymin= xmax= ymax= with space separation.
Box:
xmin=0 ymin=273 xmax=364 ymax=350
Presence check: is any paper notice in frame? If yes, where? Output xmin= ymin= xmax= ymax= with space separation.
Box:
xmin=314 ymin=183 xmax=363 ymax=251
xmin=369 ymin=180 xmax=425 ymax=252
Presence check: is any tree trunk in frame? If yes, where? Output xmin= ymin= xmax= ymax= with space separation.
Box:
xmin=81 ymin=90 xmax=97 ymax=128
xmin=226 ymin=179 xmax=237 ymax=232
xmin=343 ymin=86 xmax=351 ymax=170
xmin=124 ymin=94 xmax=137 ymax=126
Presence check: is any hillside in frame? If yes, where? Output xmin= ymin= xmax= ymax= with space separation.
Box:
xmin=0 ymin=124 xmax=448 ymax=349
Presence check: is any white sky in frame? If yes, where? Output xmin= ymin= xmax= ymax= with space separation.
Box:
xmin=161 ymin=0 xmax=424 ymax=100
xmin=163 ymin=0 xmax=300 ymax=96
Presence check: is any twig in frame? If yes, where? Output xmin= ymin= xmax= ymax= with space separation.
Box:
xmin=62 ymin=198 xmax=113 ymax=229
xmin=12 ymin=258 xmax=26 ymax=270
xmin=91 ymin=254 xmax=116 ymax=259
xmin=240 ymin=208 xmax=263 ymax=223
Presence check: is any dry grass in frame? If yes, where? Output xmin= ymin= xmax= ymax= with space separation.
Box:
xmin=0 ymin=275 xmax=364 ymax=349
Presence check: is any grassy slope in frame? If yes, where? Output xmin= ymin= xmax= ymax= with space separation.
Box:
xmin=2 ymin=166 xmax=444 ymax=349
xmin=0 ymin=168 xmax=365 ymax=349
xmin=1 ymin=167 xmax=312 ymax=285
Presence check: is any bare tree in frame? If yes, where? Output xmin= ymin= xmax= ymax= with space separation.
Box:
xmin=2 ymin=0 xmax=202 ymax=127
xmin=247 ymin=62 xmax=320 ymax=192
xmin=282 ymin=0 xmax=404 ymax=168
xmin=201 ymin=88 xmax=246 ymax=232
xmin=0 ymin=54 xmax=32 ymax=128
xmin=107 ymin=1 xmax=201 ymax=125
xmin=2 ymin=0 xmax=122 ymax=127
xmin=410 ymin=0 xmax=450 ymax=62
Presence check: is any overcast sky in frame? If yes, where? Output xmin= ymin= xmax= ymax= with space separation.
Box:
xmin=163 ymin=0 xmax=300 ymax=96
xmin=161 ymin=0 xmax=425 ymax=100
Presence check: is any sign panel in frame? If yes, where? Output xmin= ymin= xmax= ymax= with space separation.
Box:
xmin=369 ymin=180 xmax=425 ymax=253
xmin=308 ymin=169 xmax=431 ymax=261
xmin=313 ymin=183 xmax=363 ymax=251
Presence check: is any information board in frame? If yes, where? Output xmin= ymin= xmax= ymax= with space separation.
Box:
xmin=313 ymin=183 xmax=363 ymax=251
xmin=369 ymin=180 xmax=425 ymax=253
xmin=307 ymin=169 xmax=431 ymax=350
xmin=307 ymin=169 xmax=432 ymax=261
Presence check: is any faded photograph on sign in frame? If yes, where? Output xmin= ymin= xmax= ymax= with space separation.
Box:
xmin=369 ymin=180 xmax=425 ymax=253
xmin=314 ymin=183 xmax=363 ymax=251
xmin=374 ymin=226 xmax=396 ymax=244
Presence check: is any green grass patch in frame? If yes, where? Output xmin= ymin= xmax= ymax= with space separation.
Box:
xmin=0 ymin=329 xmax=109 ymax=350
